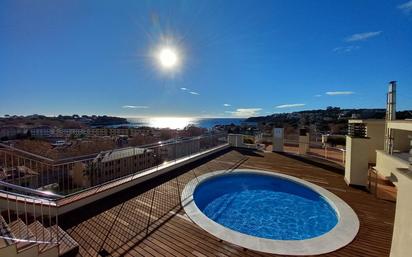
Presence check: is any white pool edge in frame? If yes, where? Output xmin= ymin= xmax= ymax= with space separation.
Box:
xmin=181 ymin=169 xmax=360 ymax=256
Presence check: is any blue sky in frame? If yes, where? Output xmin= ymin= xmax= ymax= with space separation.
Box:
xmin=1 ymin=0 xmax=411 ymax=118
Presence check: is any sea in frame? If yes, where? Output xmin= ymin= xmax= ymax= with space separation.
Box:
xmin=111 ymin=117 xmax=244 ymax=130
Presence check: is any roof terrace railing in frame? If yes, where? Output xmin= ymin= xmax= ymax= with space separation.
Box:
xmin=0 ymin=183 xmax=61 ymax=250
xmin=283 ymin=139 xmax=346 ymax=165
xmin=0 ymin=180 xmax=63 ymax=200
xmin=0 ymin=133 xmax=228 ymax=198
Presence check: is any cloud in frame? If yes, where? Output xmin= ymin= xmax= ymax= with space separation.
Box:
xmin=122 ymin=105 xmax=149 ymax=109
xmin=345 ymin=31 xmax=382 ymax=42
xmin=225 ymin=108 xmax=262 ymax=117
xmin=314 ymin=94 xmax=322 ymax=97
xmin=398 ymin=1 xmax=412 ymax=13
xmin=223 ymin=103 xmax=231 ymax=107
xmin=333 ymin=45 xmax=360 ymax=53
xmin=325 ymin=91 xmax=355 ymax=96
xmin=180 ymin=87 xmax=200 ymax=95
xmin=275 ymin=104 xmax=306 ymax=109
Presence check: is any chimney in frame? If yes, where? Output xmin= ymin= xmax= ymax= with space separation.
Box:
xmin=386 ymin=81 xmax=396 ymax=121
xmin=384 ymin=81 xmax=397 ymax=153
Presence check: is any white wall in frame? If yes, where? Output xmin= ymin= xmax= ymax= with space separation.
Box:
xmin=393 ymin=130 xmax=412 ymax=152
xmin=375 ymin=150 xmax=409 ymax=179
xmin=228 ymin=134 xmax=257 ymax=149
xmin=272 ymin=128 xmax=284 ymax=152
xmin=390 ymin=169 xmax=412 ymax=257
xmin=298 ymin=134 xmax=309 ymax=155
xmin=344 ymin=136 xmax=369 ymax=186
xmin=366 ymin=123 xmax=385 ymax=163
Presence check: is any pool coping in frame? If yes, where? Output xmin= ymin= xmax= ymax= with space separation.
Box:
xmin=181 ymin=169 xmax=360 ymax=256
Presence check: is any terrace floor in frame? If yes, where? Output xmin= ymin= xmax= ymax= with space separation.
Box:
xmin=60 ymin=148 xmax=396 ymax=257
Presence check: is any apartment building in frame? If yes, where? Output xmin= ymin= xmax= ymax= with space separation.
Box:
xmin=129 ymin=127 xmax=152 ymax=136
xmin=71 ymin=147 xmax=155 ymax=187
xmin=86 ymin=127 xmax=108 ymax=137
xmin=60 ymin=128 xmax=85 ymax=137
xmin=0 ymin=126 xmax=28 ymax=139
xmin=30 ymin=126 xmax=55 ymax=137
xmin=25 ymin=126 xmax=162 ymax=139
xmin=107 ymin=127 xmax=129 ymax=137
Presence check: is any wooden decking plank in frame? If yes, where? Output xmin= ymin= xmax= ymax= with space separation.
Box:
xmin=166 ymin=217 xmax=267 ymax=257
xmin=158 ymin=222 xmax=226 ymax=257
xmin=146 ymin=235 xmax=187 ymax=257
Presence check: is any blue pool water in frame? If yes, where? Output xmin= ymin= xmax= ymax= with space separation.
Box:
xmin=194 ymin=172 xmax=338 ymax=240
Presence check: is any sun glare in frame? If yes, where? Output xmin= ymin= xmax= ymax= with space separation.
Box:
xmin=158 ymin=47 xmax=178 ymax=69
xmin=148 ymin=117 xmax=192 ymax=129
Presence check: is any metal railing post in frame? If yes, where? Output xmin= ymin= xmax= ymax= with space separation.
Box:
xmin=7 ymin=193 xmax=11 ymax=223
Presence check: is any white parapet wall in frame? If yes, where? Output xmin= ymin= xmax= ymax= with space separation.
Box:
xmin=375 ymin=150 xmax=409 ymax=179
xmin=348 ymin=119 xmax=385 ymax=164
xmin=390 ymin=168 xmax=412 ymax=257
xmin=344 ymin=136 xmax=369 ymax=187
xmin=228 ymin=134 xmax=258 ymax=149
xmin=365 ymin=122 xmax=385 ymax=163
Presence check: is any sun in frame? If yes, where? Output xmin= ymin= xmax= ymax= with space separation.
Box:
xmin=158 ymin=47 xmax=178 ymax=69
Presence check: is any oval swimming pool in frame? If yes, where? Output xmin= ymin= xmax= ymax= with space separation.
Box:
xmin=181 ymin=169 xmax=359 ymax=255
xmin=193 ymin=172 xmax=338 ymax=240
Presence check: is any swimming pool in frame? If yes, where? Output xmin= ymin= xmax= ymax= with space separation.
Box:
xmin=181 ymin=169 xmax=359 ymax=255
xmin=194 ymin=172 xmax=338 ymax=240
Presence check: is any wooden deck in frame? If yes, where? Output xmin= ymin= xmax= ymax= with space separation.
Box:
xmin=60 ymin=149 xmax=396 ymax=257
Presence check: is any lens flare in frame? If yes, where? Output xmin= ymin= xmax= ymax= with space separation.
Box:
xmin=158 ymin=47 xmax=178 ymax=69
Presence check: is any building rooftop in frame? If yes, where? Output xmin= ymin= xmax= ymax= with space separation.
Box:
xmin=60 ymin=149 xmax=395 ymax=257
xmin=97 ymin=147 xmax=152 ymax=163
xmin=348 ymin=119 xmax=386 ymax=124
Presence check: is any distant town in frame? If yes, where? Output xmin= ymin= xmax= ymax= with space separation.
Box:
xmin=246 ymin=107 xmax=412 ymax=137
xmin=1 ymin=108 xmax=411 ymax=161
xmin=0 ymin=114 xmax=209 ymax=159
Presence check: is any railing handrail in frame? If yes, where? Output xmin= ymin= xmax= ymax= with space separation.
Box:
xmin=0 ymin=235 xmax=59 ymax=246
xmin=0 ymin=180 xmax=63 ymax=200
xmin=0 ymin=190 xmax=59 ymax=245
xmin=0 ymin=189 xmax=57 ymax=206
xmin=53 ymin=133 xmax=226 ymax=165
xmin=0 ymin=133 xmax=227 ymax=165
xmin=0 ymin=142 xmax=55 ymax=162
xmin=283 ymin=139 xmax=346 ymax=150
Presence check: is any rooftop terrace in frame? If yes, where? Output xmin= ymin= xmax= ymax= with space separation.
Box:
xmin=59 ymin=148 xmax=395 ymax=257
